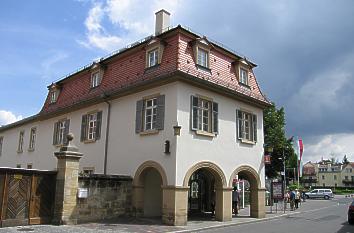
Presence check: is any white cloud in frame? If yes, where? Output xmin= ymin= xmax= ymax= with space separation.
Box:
xmin=0 ymin=110 xmax=23 ymax=126
xmin=79 ymin=0 xmax=182 ymax=51
xmin=303 ymin=133 xmax=354 ymax=163
xmin=40 ymin=51 xmax=69 ymax=80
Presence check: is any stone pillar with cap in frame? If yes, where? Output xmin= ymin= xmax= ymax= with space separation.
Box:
xmin=52 ymin=133 xmax=83 ymax=225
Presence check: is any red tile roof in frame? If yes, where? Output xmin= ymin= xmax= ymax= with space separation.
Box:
xmin=40 ymin=26 xmax=270 ymax=117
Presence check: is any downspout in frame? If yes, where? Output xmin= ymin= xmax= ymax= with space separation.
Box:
xmin=103 ymin=99 xmax=111 ymax=175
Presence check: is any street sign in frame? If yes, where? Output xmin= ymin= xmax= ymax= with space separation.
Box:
xmin=264 ymin=154 xmax=271 ymax=164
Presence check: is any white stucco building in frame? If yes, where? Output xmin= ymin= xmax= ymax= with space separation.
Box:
xmin=0 ymin=10 xmax=271 ymax=225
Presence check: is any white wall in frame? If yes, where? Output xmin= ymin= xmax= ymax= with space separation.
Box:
xmin=106 ymin=83 xmax=177 ymax=185
xmin=0 ymin=103 xmax=108 ymax=172
xmin=0 ymin=81 xmax=265 ymax=188
xmin=175 ymin=82 xmax=265 ymax=188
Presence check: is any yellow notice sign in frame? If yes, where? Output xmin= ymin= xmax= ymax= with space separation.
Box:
xmin=14 ymin=174 xmax=23 ymax=180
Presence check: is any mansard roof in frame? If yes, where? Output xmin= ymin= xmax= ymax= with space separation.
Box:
xmin=0 ymin=25 xmax=271 ymax=132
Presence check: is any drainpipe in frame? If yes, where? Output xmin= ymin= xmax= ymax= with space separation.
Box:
xmin=103 ymin=98 xmax=111 ymax=175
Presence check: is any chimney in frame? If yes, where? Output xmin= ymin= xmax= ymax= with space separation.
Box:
xmin=155 ymin=9 xmax=170 ymax=35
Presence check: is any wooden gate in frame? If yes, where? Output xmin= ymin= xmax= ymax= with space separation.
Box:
xmin=0 ymin=168 xmax=57 ymax=227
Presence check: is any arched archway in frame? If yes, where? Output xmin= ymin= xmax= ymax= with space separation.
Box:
xmin=229 ymin=165 xmax=265 ymax=218
xmin=132 ymin=161 xmax=168 ymax=217
xmin=183 ymin=161 xmax=231 ymax=222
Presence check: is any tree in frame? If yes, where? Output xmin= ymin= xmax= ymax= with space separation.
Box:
xmin=263 ymin=104 xmax=296 ymax=178
xmin=342 ymin=155 xmax=349 ymax=164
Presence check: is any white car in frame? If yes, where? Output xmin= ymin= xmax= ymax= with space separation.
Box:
xmin=305 ymin=189 xmax=334 ymax=200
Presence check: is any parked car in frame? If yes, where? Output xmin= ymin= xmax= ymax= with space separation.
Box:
xmin=348 ymin=200 xmax=354 ymax=224
xmin=304 ymin=189 xmax=334 ymax=199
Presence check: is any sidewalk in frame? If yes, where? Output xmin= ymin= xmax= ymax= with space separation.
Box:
xmin=1 ymin=204 xmax=301 ymax=233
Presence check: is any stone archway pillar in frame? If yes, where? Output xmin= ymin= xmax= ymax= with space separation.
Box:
xmin=162 ymin=186 xmax=189 ymax=226
xmin=215 ymin=187 xmax=232 ymax=222
xmin=132 ymin=185 xmax=144 ymax=217
xmin=250 ymin=188 xmax=266 ymax=218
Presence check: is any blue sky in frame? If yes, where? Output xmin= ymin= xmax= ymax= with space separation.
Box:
xmin=1 ymin=0 xmax=354 ymax=163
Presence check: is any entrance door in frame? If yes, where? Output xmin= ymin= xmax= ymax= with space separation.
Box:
xmin=188 ymin=169 xmax=214 ymax=214
xmin=1 ymin=174 xmax=32 ymax=227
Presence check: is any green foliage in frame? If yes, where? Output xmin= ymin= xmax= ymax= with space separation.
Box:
xmin=264 ymin=104 xmax=297 ymax=178
xmin=288 ymin=183 xmax=304 ymax=191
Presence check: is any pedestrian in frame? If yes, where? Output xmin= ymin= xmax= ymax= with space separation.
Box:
xmin=284 ymin=191 xmax=290 ymax=210
xmin=290 ymin=189 xmax=295 ymax=210
xmin=211 ymin=190 xmax=216 ymax=216
xmin=232 ymin=187 xmax=240 ymax=215
xmin=295 ymin=189 xmax=300 ymax=209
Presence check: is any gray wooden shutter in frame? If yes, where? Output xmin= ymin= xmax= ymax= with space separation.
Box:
xmin=252 ymin=114 xmax=257 ymax=142
xmin=53 ymin=122 xmax=59 ymax=145
xmin=236 ymin=110 xmax=243 ymax=139
xmin=191 ymin=95 xmax=198 ymax=130
xmin=212 ymin=102 xmax=218 ymax=134
xmin=81 ymin=114 xmax=88 ymax=142
xmin=95 ymin=111 xmax=102 ymax=140
xmin=135 ymin=100 xmax=144 ymax=133
xmin=156 ymin=95 xmax=165 ymax=130
xmin=63 ymin=119 xmax=70 ymax=144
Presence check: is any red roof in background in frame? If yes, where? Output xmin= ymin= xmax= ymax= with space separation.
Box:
xmin=38 ymin=26 xmax=270 ymax=116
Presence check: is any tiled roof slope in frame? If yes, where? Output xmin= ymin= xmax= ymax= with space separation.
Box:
xmin=40 ymin=26 xmax=270 ymax=116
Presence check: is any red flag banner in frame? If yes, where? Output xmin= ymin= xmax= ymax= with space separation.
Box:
xmin=264 ymin=154 xmax=271 ymax=164
xmin=298 ymin=139 xmax=304 ymax=161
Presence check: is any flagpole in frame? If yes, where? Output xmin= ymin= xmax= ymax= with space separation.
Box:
xmin=297 ymin=137 xmax=300 ymax=188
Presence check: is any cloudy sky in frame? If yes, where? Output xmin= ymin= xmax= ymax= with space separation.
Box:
xmin=1 ymin=0 xmax=354 ymax=163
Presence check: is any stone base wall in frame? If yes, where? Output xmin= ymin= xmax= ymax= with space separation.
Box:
xmin=76 ymin=174 xmax=133 ymax=223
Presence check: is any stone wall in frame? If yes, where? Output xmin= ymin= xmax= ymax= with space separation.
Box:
xmin=76 ymin=174 xmax=133 ymax=223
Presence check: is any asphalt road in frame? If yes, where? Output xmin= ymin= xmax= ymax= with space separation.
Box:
xmin=199 ymin=197 xmax=354 ymax=233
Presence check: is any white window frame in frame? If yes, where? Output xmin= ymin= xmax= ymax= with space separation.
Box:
xmin=0 ymin=136 xmax=3 ymax=156
xmin=29 ymin=127 xmax=36 ymax=151
xmin=50 ymin=91 xmax=58 ymax=103
xmin=237 ymin=110 xmax=256 ymax=142
xmin=197 ymin=47 xmax=208 ymax=68
xmin=239 ymin=67 xmax=249 ymax=85
xmin=58 ymin=121 xmax=66 ymax=145
xmin=87 ymin=113 xmax=97 ymax=140
xmin=197 ymin=99 xmax=211 ymax=132
xmin=144 ymin=98 xmax=157 ymax=131
xmin=91 ymin=71 xmax=101 ymax=88
xmin=148 ymin=49 xmax=159 ymax=67
xmin=18 ymin=131 xmax=24 ymax=153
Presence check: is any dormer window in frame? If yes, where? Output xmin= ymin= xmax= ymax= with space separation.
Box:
xmin=197 ymin=48 xmax=209 ymax=68
xmin=148 ymin=49 xmax=159 ymax=67
xmin=50 ymin=90 xmax=58 ymax=103
xmin=91 ymin=71 xmax=101 ymax=88
xmin=239 ymin=68 xmax=249 ymax=85
xmin=145 ymin=39 xmax=165 ymax=69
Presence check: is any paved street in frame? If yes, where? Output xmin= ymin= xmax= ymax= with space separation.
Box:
xmin=0 ymin=195 xmax=353 ymax=233
xmin=200 ymin=196 xmax=353 ymax=233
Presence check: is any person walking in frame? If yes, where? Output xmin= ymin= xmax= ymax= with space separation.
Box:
xmin=290 ymin=189 xmax=295 ymax=211
xmin=295 ymin=189 xmax=300 ymax=209
xmin=232 ymin=187 xmax=240 ymax=215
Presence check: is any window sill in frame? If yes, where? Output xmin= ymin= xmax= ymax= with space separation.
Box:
xmin=195 ymin=130 xmax=215 ymax=137
xmin=145 ymin=64 xmax=160 ymax=72
xmin=28 ymin=148 xmax=35 ymax=152
xmin=140 ymin=129 xmax=159 ymax=136
xmin=17 ymin=150 xmax=23 ymax=154
xmin=239 ymin=139 xmax=256 ymax=145
xmin=238 ymin=82 xmax=251 ymax=89
xmin=90 ymin=85 xmax=101 ymax=90
xmin=84 ymin=139 xmax=96 ymax=144
xmin=196 ymin=64 xmax=211 ymax=72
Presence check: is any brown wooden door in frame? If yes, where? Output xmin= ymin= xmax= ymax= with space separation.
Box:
xmin=29 ymin=174 xmax=56 ymax=224
xmin=1 ymin=174 xmax=31 ymax=227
